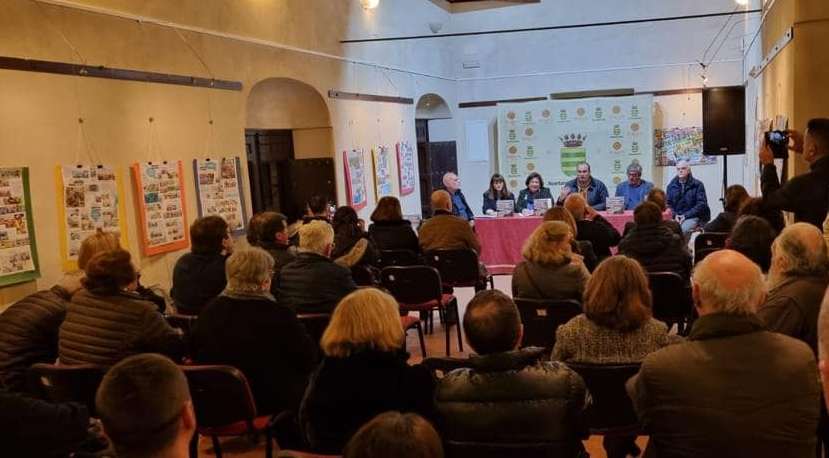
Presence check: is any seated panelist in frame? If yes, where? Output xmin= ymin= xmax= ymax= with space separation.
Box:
xmin=516 ymin=172 xmax=553 ymax=212
xmin=558 ymin=162 xmax=609 ymax=211
xmin=482 ymin=173 xmax=515 ymax=214
xmin=615 ymin=162 xmax=653 ymax=210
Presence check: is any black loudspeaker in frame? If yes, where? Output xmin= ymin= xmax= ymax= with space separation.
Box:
xmin=703 ymin=87 xmax=746 ymax=156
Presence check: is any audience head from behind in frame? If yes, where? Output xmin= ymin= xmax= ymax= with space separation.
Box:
xmin=727 ymin=215 xmax=776 ymax=272
xmin=633 ymin=201 xmax=663 ymax=226
xmin=78 ymin=229 xmax=121 ymax=272
xmin=307 ymin=195 xmax=331 ymax=219
xmin=333 ymin=206 xmax=362 ymax=236
xmin=344 ymin=411 xmax=444 ymax=458
xmin=82 ymin=249 xmax=137 ymax=295
xmin=543 ymin=206 xmax=578 ymax=237
xmin=225 ymin=247 xmax=275 ymax=295
xmin=768 ymin=223 xmax=829 ymax=289
xmin=819 ymin=288 xmax=829 ymax=408
xmin=96 ymin=353 xmax=194 ymax=458
xmin=692 ymin=250 xmax=765 ymax=317
xmin=522 ymin=221 xmax=574 ymax=266
xmin=645 ymin=187 xmax=668 ymax=211
xmin=254 ymin=211 xmax=290 ymax=247
xmin=563 ymin=193 xmax=588 ymax=220
xmin=190 ymin=215 xmax=232 ymax=256
xmin=464 ymin=289 xmax=522 ymax=355
xmin=430 ymin=189 xmax=452 ymax=214
xmin=371 ymin=196 xmax=404 ymax=223
xmin=298 ymin=220 xmax=335 ymax=257
xmin=321 ymin=288 xmax=404 ymax=358
xmin=246 ymin=212 xmax=266 ymax=246
xmin=584 ymin=256 xmax=652 ymax=332
xmin=723 ymin=185 xmax=750 ymax=213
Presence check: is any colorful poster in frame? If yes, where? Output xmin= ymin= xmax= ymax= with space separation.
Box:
xmin=396 ymin=141 xmax=416 ymax=196
xmin=372 ymin=146 xmax=395 ymax=199
xmin=56 ymin=164 xmax=128 ymax=271
xmin=193 ymin=157 xmax=247 ymax=236
xmin=498 ymin=95 xmax=654 ymax=197
xmin=343 ymin=149 xmax=368 ymax=210
xmin=0 ymin=167 xmax=39 ymax=286
xmin=131 ymin=161 xmax=189 ymax=256
xmin=654 ymin=127 xmax=715 ymax=166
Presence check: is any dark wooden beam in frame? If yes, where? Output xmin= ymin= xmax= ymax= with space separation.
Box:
xmin=458 ymin=96 xmax=548 ymax=109
xmin=328 ymin=90 xmax=413 ymax=105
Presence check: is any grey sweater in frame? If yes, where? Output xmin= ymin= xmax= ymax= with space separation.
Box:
xmin=552 ymin=314 xmax=678 ymax=364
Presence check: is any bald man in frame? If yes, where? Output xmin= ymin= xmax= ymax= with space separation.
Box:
xmin=419 ymin=190 xmax=480 ymax=254
xmin=627 ymin=250 xmax=820 ymax=458
xmin=758 ymin=223 xmax=829 ymax=355
xmin=442 ymin=172 xmax=474 ymax=222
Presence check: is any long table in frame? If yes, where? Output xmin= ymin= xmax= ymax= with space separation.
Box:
xmin=475 ymin=211 xmax=639 ymax=274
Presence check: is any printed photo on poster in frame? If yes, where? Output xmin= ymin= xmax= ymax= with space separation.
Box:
xmin=372 ymin=146 xmax=395 ymax=199
xmin=193 ymin=157 xmax=248 ymax=236
xmin=396 ymin=142 xmax=416 ymax=196
xmin=343 ymin=149 xmax=368 ymax=210
xmin=654 ymin=127 xmax=716 ymax=166
xmin=131 ymin=161 xmax=189 ymax=256
xmin=0 ymin=167 xmax=39 ymax=286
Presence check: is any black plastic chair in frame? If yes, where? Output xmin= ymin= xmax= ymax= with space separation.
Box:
xmin=377 ymin=249 xmax=420 ymax=268
xmin=28 ymin=363 xmax=107 ymax=416
xmin=182 ymin=365 xmax=286 ymax=458
xmin=694 ymin=232 xmax=728 ymax=264
xmin=423 ymin=249 xmax=494 ymax=291
xmin=166 ymin=313 xmax=198 ymax=337
xmin=567 ymin=362 xmax=642 ymax=434
xmin=647 ymin=272 xmax=693 ymax=335
xmin=513 ymin=298 xmax=582 ymax=352
xmin=381 ymin=265 xmax=462 ymax=356
xmin=350 ymin=264 xmax=377 ymax=287
xmin=297 ymin=313 xmax=332 ymax=349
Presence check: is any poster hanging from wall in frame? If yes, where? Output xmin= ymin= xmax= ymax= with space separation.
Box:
xmin=0 ymin=167 xmax=39 ymax=286
xmin=131 ymin=161 xmax=189 ymax=256
xmin=654 ymin=127 xmax=715 ymax=166
xmin=396 ymin=141 xmax=416 ymax=196
xmin=193 ymin=157 xmax=247 ymax=236
xmin=372 ymin=146 xmax=395 ymax=200
xmin=56 ymin=164 xmax=129 ymax=271
xmin=497 ymin=95 xmax=654 ymax=195
xmin=343 ymin=149 xmax=368 ymax=210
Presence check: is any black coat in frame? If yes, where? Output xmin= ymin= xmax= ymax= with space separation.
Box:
xmin=0 ymin=286 xmax=71 ymax=392
xmin=666 ymin=175 xmax=710 ymax=222
xmin=762 ymin=155 xmax=829 ymax=229
xmin=618 ymin=223 xmax=692 ymax=281
xmin=435 ymin=347 xmax=588 ymax=457
xmin=192 ymin=294 xmax=318 ymax=414
xmin=448 ymin=189 xmax=475 ymax=221
xmin=259 ymin=240 xmax=297 ymax=297
xmin=703 ymin=211 xmax=738 ymax=234
xmin=0 ymin=391 xmax=90 ymax=458
xmin=300 ymin=349 xmax=435 ymax=454
xmin=170 ymin=252 xmax=228 ymax=315
xmin=516 ymin=187 xmax=554 ymax=211
xmin=368 ymin=220 xmax=420 ymax=253
xmin=482 ymin=191 xmax=516 ymax=213
xmin=276 ymin=252 xmax=357 ymax=314
xmin=576 ymin=215 xmax=621 ymax=260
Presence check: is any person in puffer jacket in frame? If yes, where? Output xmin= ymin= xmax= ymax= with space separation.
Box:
xmin=435 ymin=290 xmax=589 ymax=458
xmin=619 ymin=202 xmax=692 ymax=282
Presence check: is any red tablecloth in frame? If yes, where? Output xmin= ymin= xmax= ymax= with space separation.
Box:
xmin=476 ymin=211 xmax=641 ymax=273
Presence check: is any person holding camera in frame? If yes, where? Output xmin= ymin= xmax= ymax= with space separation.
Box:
xmin=760 ymin=118 xmax=829 ymax=229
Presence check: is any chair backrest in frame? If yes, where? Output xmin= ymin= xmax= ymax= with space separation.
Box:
xmin=380 ymin=266 xmax=443 ymax=305
xmin=694 ymin=247 xmax=720 ymax=265
xmin=377 ymin=249 xmax=420 ymax=268
xmin=513 ymin=298 xmax=582 ymax=351
xmin=297 ymin=313 xmax=332 ymax=347
xmin=28 ymin=363 xmax=107 ymax=416
xmin=566 ymin=362 xmax=642 ymax=432
xmin=694 ymin=232 xmax=728 ymax=253
xmin=180 ymin=365 xmax=258 ymax=428
xmin=165 ymin=313 xmax=198 ymax=336
xmin=647 ymin=272 xmax=692 ymax=324
xmin=423 ymin=249 xmax=480 ymax=287
xmin=444 ymin=440 xmax=582 ymax=458
xmin=350 ymin=264 xmax=377 ymax=287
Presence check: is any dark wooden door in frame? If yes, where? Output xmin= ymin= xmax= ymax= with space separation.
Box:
xmin=415 ymin=119 xmax=458 ymax=218
xmin=428 ymin=141 xmax=458 ymax=191
xmin=280 ymin=158 xmax=336 ymax=221
xmin=245 ymin=129 xmax=293 ymax=214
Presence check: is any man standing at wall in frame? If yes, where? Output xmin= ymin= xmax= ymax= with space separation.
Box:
xmin=442 ymin=172 xmax=474 ymax=222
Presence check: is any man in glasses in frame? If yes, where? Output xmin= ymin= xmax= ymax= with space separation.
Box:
xmin=615 ymin=162 xmax=654 ymax=210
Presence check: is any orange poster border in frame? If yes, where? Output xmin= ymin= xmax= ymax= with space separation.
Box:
xmin=131 ymin=161 xmax=190 ymax=256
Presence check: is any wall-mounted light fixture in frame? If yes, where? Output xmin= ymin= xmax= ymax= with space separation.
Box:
xmin=361 ymin=0 xmax=380 ymax=10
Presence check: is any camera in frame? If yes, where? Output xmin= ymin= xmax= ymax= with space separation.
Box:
xmin=765 ymin=130 xmax=790 ymax=159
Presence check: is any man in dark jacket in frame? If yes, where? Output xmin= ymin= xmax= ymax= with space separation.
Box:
xmin=0 ymin=390 xmax=93 ymax=457
xmin=619 ymin=202 xmax=692 ymax=281
xmin=276 ymin=220 xmax=357 ymax=314
xmin=564 ymin=193 xmax=621 ymax=260
xmin=249 ymin=211 xmax=297 ymax=296
xmin=419 ymin=190 xmax=481 ymax=253
xmin=171 ymin=215 xmax=233 ymax=315
xmin=665 ymin=160 xmax=710 ymax=235
xmin=443 ymin=172 xmax=475 ymax=222
xmin=760 ymin=119 xmax=829 ymax=229
xmin=435 ymin=290 xmax=589 ymax=457
xmin=627 ymin=250 xmax=820 ymax=458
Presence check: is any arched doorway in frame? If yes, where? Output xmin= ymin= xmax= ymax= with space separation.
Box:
xmin=245 ymin=78 xmax=335 ymax=220
xmin=415 ymin=93 xmax=456 ymax=218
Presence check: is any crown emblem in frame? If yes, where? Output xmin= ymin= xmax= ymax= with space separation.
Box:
xmin=559 ymin=133 xmax=586 ymax=147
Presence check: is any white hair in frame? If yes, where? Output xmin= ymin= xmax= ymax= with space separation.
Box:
xmin=298 ymin=220 xmax=334 ymax=255
xmin=225 ymin=247 xmax=274 ymax=292
xmin=773 ymin=223 xmax=829 ymax=277
xmin=693 ymin=251 xmax=765 ymax=315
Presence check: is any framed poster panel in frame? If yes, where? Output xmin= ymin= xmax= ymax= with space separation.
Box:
xmin=396 ymin=141 xmax=416 ymax=196
xmin=343 ymin=149 xmax=368 ymax=210
xmin=0 ymin=167 xmax=40 ymax=286
xmin=193 ymin=157 xmax=248 ymax=236
xmin=131 ymin=161 xmax=190 ymax=256
xmin=372 ymin=146 xmax=395 ymax=200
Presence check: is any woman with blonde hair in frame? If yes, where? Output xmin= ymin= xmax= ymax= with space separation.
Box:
xmin=511 ymin=221 xmax=590 ymax=301
xmin=301 ymin=288 xmax=434 ymax=454
xmin=544 ymin=207 xmax=598 ymax=271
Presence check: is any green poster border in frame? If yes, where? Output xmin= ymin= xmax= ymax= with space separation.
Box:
xmin=0 ymin=167 xmax=40 ymax=287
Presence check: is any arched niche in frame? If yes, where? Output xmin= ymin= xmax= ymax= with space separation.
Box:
xmin=416 ymin=93 xmax=452 ymax=120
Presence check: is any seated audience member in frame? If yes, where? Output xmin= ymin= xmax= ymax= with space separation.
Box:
xmin=301 ymin=289 xmax=434 ymax=454
xmin=331 ymin=206 xmax=379 ymax=268
xmin=824 ymin=213 xmax=829 ymax=249
xmin=192 ymin=248 xmax=317 ymax=416
xmin=368 ymin=196 xmax=420 ymax=254
xmin=96 ymin=354 xmax=195 ymax=458
xmin=558 ymin=162 xmax=609 ymax=210
xmin=820 ymin=289 xmax=829 ymax=408
xmin=564 ymin=193 xmax=621 ymax=260
xmin=277 ymin=220 xmax=357 ymax=314
xmin=627 ymin=250 xmax=820 ymax=458
xmin=544 ymin=206 xmax=598 ymax=271
xmin=59 ymin=249 xmax=184 ymax=365
xmin=0 ymin=390 xmax=94 ymax=457
xmin=443 ymin=172 xmax=474 ymax=222
xmin=482 ymin=173 xmax=516 ymax=214
xmin=512 ymin=221 xmax=590 ymax=301
xmin=615 ymin=162 xmax=654 ymax=210
xmin=250 ymin=212 xmax=296 ymax=282
xmin=619 ymin=202 xmax=692 ymax=281
xmin=171 ymin=215 xmax=233 ymax=315
xmin=516 ymin=172 xmax=554 ymax=212
xmin=435 ymin=290 xmax=588 ymax=457
xmin=303 ymin=195 xmax=332 ymax=224
xmin=666 ymin=160 xmax=710 ymax=235
xmin=553 ymin=255 xmax=675 ymax=458
xmin=623 ymin=187 xmax=683 ymax=237
xmin=758 ymin=223 xmax=829 ymax=354
xmin=246 ymin=211 xmax=266 ymax=246
xmin=419 ymin=190 xmax=481 ymax=253
xmin=704 ymin=184 xmax=749 ymax=233
xmin=738 ymin=196 xmax=785 ymax=235
xmin=343 ymin=412 xmax=444 ymax=458
xmin=727 ymin=215 xmax=777 ymax=273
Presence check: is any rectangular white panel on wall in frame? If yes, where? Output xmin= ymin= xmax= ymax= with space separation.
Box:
xmin=465 ymin=120 xmax=490 ymax=162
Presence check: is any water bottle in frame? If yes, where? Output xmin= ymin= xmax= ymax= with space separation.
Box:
xmin=527 ymin=200 xmax=534 ymax=214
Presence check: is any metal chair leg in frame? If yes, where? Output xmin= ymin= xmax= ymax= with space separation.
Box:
xmin=265 ymin=428 xmax=274 ymax=458
xmin=211 ymin=436 xmax=222 ymax=458
xmin=189 ymin=433 xmax=199 ymax=458
xmin=444 ymin=309 xmax=451 ymax=356
xmin=454 ymin=302 xmax=464 ymax=352
xmin=416 ymin=321 xmax=427 ymax=358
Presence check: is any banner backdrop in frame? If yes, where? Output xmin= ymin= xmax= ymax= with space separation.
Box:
xmin=497 ymin=95 xmax=654 ymax=195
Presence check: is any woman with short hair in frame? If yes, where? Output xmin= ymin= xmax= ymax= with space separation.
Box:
xmin=368 ymin=196 xmax=419 ymax=253
xmin=511 ymin=221 xmax=590 ymax=301
xmin=482 ymin=173 xmax=515 ymax=214
xmin=516 ymin=172 xmax=553 ymax=212
xmin=301 ymin=288 xmax=434 ymax=454
xmin=344 ymin=412 xmax=444 ymax=458
xmin=171 ymin=215 xmax=234 ymax=314
xmin=704 ymin=184 xmax=749 ymax=233
xmin=331 ymin=206 xmax=379 ymax=268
